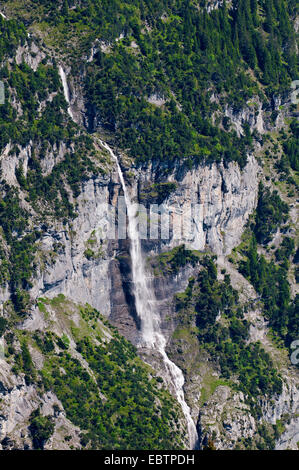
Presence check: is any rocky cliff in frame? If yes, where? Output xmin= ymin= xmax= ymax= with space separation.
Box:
xmin=0 ymin=2 xmax=298 ymax=451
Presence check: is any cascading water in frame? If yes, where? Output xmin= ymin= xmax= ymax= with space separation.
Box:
xmin=58 ymin=66 xmax=74 ymax=120
xmin=58 ymin=69 xmax=198 ymax=449
xmin=100 ymin=140 xmax=198 ymax=449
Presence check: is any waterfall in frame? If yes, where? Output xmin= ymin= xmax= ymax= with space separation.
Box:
xmin=58 ymin=66 xmax=74 ymax=120
xmin=58 ymin=65 xmax=198 ymax=447
xmin=100 ymin=140 xmax=198 ymax=449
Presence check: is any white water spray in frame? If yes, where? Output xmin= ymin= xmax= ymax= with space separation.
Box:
xmin=58 ymin=66 xmax=74 ymax=120
xmin=100 ymin=140 xmax=198 ymax=449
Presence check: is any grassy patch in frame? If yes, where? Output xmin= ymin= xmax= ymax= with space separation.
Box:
xmin=199 ymin=374 xmax=231 ymax=407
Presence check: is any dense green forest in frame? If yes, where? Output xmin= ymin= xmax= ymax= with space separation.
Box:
xmin=7 ymin=300 xmax=185 ymax=449
xmin=2 ymin=0 xmax=298 ymax=168
xmin=83 ymin=0 xmax=297 ymax=167
xmin=174 ymin=255 xmax=283 ymax=404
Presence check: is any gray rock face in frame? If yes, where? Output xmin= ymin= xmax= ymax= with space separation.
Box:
xmin=276 ymin=418 xmax=299 ymax=450
xmin=0 ymin=318 xmax=88 ymax=450
xmin=170 ymin=155 xmax=258 ymax=255
xmin=196 ymin=376 xmax=299 ymax=450
xmin=224 ymin=102 xmax=265 ymax=136
xmin=0 ymin=359 xmax=62 ymax=450
xmin=198 ymin=386 xmax=257 ymax=450
xmin=15 ymin=41 xmax=46 ymax=72
xmin=264 ymin=380 xmax=299 ymax=450
xmin=34 ymin=175 xmax=114 ymax=315
xmin=0 ymin=143 xmax=29 ymax=186
xmin=29 ymin=153 xmax=258 ymax=319
xmin=137 ymin=154 xmax=259 ymax=255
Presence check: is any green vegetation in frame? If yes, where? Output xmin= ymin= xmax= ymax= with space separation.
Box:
xmin=0 ymin=188 xmax=38 ymax=289
xmin=239 ymin=235 xmax=298 ymax=348
xmin=199 ymin=377 xmax=230 ymax=407
xmin=0 ymin=317 xmax=7 ymax=337
xmin=0 ymin=56 xmax=70 ymax=153
xmin=153 ymin=244 xmax=202 ymax=275
xmin=232 ymin=140 xmax=297 ymax=351
xmin=33 ymin=331 xmax=55 ymax=354
xmin=140 ymin=182 xmax=177 ymax=204
xmin=84 ymin=245 xmax=103 ymax=260
xmin=235 ymin=422 xmax=278 ymax=450
xmin=16 ymin=136 xmax=97 ymax=217
xmin=12 ymin=339 xmax=37 ymax=385
xmin=175 ymin=256 xmax=282 ymax=403
xmin=254 ymin=183 xmax=289 ymax=244
xmin=82 ymin=0 xmax=296 ymax=167
xmin=29 ymin=408 xmax=55 ymax=450
xmin=0 ymin=15 xmax=26 ymax=62
xmin=9 ymin=299 xmax=185 ymax=450
xmin=5 ymin=1 xmax=297 ymax=169
xmin=0 ymin=187 xmax=39 ymax=312
xmin=279 ymin=119 xmax=299 ymax=172
xmin=40 ymin=336 xmax=183 ymax=449
xmin=0 ymin=17 xmax=104 ymax=312
xmin=275 ymin=236 xmax=295 ymax=264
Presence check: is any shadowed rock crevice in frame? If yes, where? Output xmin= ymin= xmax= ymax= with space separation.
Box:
xmin=109 ymin=252 xmax=141 ymax=344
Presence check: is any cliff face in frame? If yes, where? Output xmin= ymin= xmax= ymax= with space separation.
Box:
xmin=0 ymin=7 xmax=298 ymax=450
xmin=194 ymin=369 xmax=299 ymax=450
xmin=137 ymin=154 xmax=259 ymax=255
xmin=0 ymin=364 xmax=81 ymax=451
xmin=34 ymin=174 xmax=113 ymax=314
xmin=26 ymin=151 xmax=259 ymax=312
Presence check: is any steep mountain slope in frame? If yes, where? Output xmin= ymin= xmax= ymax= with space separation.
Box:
xmin=0 ymin=0 xmax=298 ymax=450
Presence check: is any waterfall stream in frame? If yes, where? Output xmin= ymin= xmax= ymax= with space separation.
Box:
xmin=58 ymin=68 xmax=198 ymax=449
xmin=58 ymin=66 xmax=74 ymax=120
xmin=100 ymin=141 xmax=198 ymax=449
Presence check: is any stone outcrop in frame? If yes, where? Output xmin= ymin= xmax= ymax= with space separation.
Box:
xmin=18 ymin=151 xmax=258 ymax=333
xmin=135 ymin=154 xmax=259 ymax=255
xmin=15 ymin=41 xmax=46 ymax=72
xmin=34 ymin=175 xmax=114 ymax=315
